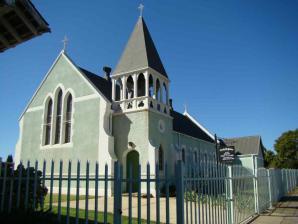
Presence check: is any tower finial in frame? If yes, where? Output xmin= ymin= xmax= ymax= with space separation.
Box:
xmin=62 ymin=35 xmax=69 ymax=52
xmin=184 ymin=104 xmax=188 ymax=114
xmin=138 ymin=3 xmax=144 ymax=17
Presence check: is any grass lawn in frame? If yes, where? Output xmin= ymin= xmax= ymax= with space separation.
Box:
xmin=1 ymin=194 xmax=157 ymax=223
xmin=51 ymin=206 xmax=156 ymax=224
xmin=44 ymin=193 xmax=95 ymax=204
xmin=1 ymin=207 xmax=155 ymax=224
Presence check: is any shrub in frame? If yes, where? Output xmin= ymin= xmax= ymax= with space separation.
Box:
xmin=0 ymin=162 xmax=48 ymax=212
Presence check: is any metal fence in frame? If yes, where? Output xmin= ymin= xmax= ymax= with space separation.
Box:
xmin=0 ymin=159 xmax=298 ymax=224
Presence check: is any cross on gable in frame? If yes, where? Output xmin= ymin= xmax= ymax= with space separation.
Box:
xmin=62 ymin=35 xmax=68 ymax=51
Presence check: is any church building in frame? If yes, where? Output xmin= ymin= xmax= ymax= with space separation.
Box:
xmin=15 ymin=16 xmax=217 ymax=193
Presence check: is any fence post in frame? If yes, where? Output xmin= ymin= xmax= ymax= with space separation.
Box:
xmin=176 ymin=160 xmax=184 ymax=224
xmin=113 ymin=161 xmax=121 ymax=224
xmin=267 ymin=169 xmax=272 ymax=208
xmin=226 ymin=165 xmax=234 ymax=224
xmin=253 ymin=160 xmax=259 ymax=214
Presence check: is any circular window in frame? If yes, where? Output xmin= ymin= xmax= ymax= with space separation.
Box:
xmin=158 ymin=119 xmax=165 ymax=133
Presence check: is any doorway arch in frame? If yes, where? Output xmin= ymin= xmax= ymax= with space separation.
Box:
xmin=126 ymin=150 xmax=140 ymax=192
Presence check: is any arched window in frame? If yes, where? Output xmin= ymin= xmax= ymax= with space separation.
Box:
xmin=137 ymin=73 xmax=145 ymax=97
xmin=54 ymin=89 xmax=63 ymax=144
xmin=149 ymin=75 xmax=154 ymax=97
xmin=115 ymin=79 xmax=122 ymax=101
xmin=162 ymin=83 xmax=167 ymax=104
xmin=156 ymin=79 xmax=161 ymax=101
xmin=158 ymin=145 xmax=164 ymax=171
xmin=182 ymin=148 xmax=185 ymax=163
xmin=44 ymin=98 xmax=53 ymax=145
xmin=64 ymin=94 xmax=72 ymax=143
xmin=126 ymin=76 xmax=134 ymax=99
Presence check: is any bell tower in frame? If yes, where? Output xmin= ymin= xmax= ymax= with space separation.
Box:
xmin=111 ymin=16 xmax=170 ymax=116
xmin=112 ymin=14 xmax=173 ymax=193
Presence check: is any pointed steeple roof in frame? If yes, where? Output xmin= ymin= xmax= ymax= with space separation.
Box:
xmin=113 ymin=17 xmax=168 ymax=78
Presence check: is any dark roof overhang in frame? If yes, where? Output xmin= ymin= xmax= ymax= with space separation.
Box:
xmin=0 ymin=0 xmax=50 ymax=52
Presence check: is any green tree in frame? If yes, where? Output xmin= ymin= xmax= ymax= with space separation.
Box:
xmin=274 ymin=129 xmax=298 ymax=168
xmin=264 ymin=150 xmax=277 ymax=168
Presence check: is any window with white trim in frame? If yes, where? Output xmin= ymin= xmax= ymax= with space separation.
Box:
xmin=44 ymin=98 xmax=53 ymax=145
xmin=54 ymin=90 xmax=63 ymax=144
xmin=64 ymin=94 xmax=72 ymax=143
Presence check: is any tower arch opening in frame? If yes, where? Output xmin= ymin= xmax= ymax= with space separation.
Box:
xmin=137 ymin=73 xmax=145 ymax=97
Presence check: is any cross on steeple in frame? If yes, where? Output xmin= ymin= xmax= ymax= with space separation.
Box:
xmin=184 ymin=104 xmax=188 ymax=114
xmin=62 ymin=35 xmax=68 ymax=52
xmin=138 ymin=3 xmax=144 ymax=17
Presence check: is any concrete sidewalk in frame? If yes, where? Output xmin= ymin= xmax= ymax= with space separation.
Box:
xmin=250 ymin=188 xmax=298 ymax=224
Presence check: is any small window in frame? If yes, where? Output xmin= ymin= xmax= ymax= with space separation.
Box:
xmin=64 ymin=94 xmax=72 ymax=143
xmin=158 ymin=145 xmax=164 ymax=171
xmin=54 ymin=90 xmax=63 ymax=144
xmin=44 ymin=99 xmax=53 ymax=145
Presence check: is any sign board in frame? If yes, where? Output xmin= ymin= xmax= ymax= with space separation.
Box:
xmin=219 ymin=146 xmax=235 ymax=164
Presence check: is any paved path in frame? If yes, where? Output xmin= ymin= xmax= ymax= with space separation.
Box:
xmin=251 ymin=188 xmax=298 ymax=224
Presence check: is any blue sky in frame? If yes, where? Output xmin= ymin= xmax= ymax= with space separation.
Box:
xmin=0 ymin=0 xmax=297 ymax=159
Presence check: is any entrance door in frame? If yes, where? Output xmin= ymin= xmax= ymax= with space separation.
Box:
xmin=126 ymin=150 xmax=139 ymax=192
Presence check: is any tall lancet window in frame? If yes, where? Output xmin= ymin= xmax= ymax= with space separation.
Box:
xmin=54 ymin=90 xmax=63 ymax=144
xmin=158 ymin=145 xmax=164 ymax=171
xmin=44 ymin=98 xmax=53 ymax=145
xmin=64 ymin=94 xmax=73 ymax=143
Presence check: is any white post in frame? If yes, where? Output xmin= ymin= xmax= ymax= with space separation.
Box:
xmin=145 ymin=71 xmax=149 ymax=97
xmin=160 ymin=81 xmax=163 ymax=103
xmin=122 ymin=76 xmax=126 ymax=100
xmin=166 ymin=83 xmax=169 ymax=105
xmin=133 ymin=73 xmax=137 ymax=98
xmin=253 ymin=155 xmax=259 ymax=213
xmin=153 ymin=76 xmax=156 ymax=99
xmin=133 ymin=74 xmax=138 ymax=108
xmin=267 ymin=169 xmax=272 ymax=208
xmin=112 ymin=79 xmax=115 ymax=101
xmin=227 ymin=165 xmax=234 ymax=224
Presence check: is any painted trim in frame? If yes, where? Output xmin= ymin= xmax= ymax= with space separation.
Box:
xmin=173 ymin=131 xmax=215 ymax=146
xmin=40 ymin=142 xmax=74 ymax=150
xmin=19 ymin=51 xmax=64 ymax=120
xmin=74 ymin=94 xmax=99 ymax=102
xmin=19 ymin=51 xmax=111 ymax=120
xmin=14 ymin=117 xmax=24 ymax=165
xmin=26 ymin=106 xmax=43 ymax=112
xmin=183 ymin=111 xmax=217 ymax=142
xmin=113 ymin=107 xmax=173 ymax=119
xmin=63 ymin=53 xmax=111 ymax=103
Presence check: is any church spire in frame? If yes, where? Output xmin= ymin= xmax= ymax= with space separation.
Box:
xmin=113 ymin=16 xmax=168 ymax=78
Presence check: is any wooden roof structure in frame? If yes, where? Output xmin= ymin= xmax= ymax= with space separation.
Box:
xmin=0 ymin=0 xmax=50 ymax=52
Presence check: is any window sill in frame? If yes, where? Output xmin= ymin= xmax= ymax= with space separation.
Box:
xmin=40 ymin=142 xmax=73 ymax=150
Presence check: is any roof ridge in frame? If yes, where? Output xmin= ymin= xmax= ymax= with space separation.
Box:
xmin=113 ymin=17 xmax=167 ymax=77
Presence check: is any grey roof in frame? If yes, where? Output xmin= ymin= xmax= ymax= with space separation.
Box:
xmin=79 ymin=67 xmax=112 ymax=102
xmin=113 ymin=17 xmax=168 ymax=78
xmin=223 ymin=136 xmax=265 ymax=156
xmin=171 ymin=110 xmax=215 ymax=143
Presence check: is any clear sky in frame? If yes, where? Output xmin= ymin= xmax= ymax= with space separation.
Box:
xmin=0 ymin=0 xmax=297 ymax=159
